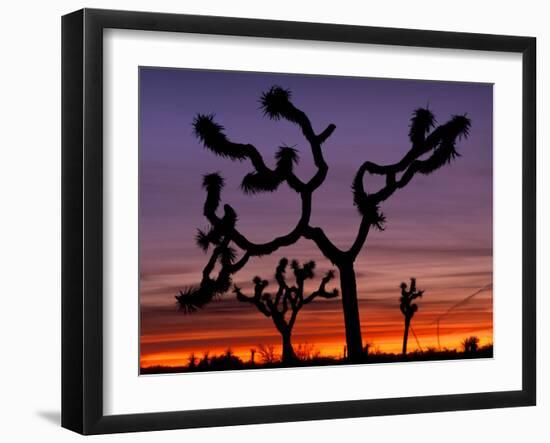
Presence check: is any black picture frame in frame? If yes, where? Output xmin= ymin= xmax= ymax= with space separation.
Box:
xmin=62 ymin=8 xmax=536 ymax=435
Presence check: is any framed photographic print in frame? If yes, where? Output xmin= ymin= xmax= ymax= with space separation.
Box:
xmin=61 ymin=8 xmax=536 ymax=435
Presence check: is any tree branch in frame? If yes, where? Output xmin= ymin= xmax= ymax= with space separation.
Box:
xmin=193 ymin=114 xmax=305 ymax=193
xmin=303 ymin=270 xmax=339 ymax=304
xmin=303 ymin=226 xmax=343 ymax=263
xmin=234 ymin=278 xmax=272 ymax=318
xmin=185 ymin=87 xmax=343 ymax=311
xmin=202 ymin=177 xmax=319 ymax=259
xmin=400 ymin=277 xmax=424 ymax=320
xmin=346 ymin=218 xmax=371 ymax=260
xmin=348 ymin=112 xmax=471 ymax=259
xmin=260 ymin=86 xmax=336 ymax=192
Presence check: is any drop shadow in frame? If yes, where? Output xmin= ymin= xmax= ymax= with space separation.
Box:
xmin=36 ymin=410 xmax=61 ymax=426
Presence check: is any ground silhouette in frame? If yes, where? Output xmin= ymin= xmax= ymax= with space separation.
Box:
xmin=141 ymin=340 xmax=493 ymax=375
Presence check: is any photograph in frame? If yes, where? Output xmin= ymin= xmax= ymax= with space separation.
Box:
xmin=138 ymin=67 xmax=494 ymax=375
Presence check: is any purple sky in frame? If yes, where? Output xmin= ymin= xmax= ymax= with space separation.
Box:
xmin=139 ymin=67 xmax=493 ymax=366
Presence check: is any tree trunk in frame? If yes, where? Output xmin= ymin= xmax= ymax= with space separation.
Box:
xmin=338 ymin=261 xmax=363 ymax=363
xmin=282 ymin=333 xmax=298 ymax=363
xmin=281 ymin=331 xmax=297 ymax=364
xmin=402 ymin=317 xmax=410 ymax=357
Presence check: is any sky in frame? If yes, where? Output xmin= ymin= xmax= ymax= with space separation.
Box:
xmin=139 ymin=67 xmax=493 ymax=368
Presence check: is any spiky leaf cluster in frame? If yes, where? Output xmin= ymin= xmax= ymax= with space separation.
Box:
xmin=241 ymin=146 xmax=299 ymax=194
xmin=241 ymin=170 xmax=283 ymax=194
xmin=195 ymin=227 xmax=222 ymax=252
xmin=175 ymin=272 xmax=233 ymax=313
xmin=351 ymin=175 xmax=386 ymax=230
xmin=409 ymin=108 xmax=436 ymax=147
xmin=291 ymin=259 xmax=316 ymax=282
xmin=419 ymin=115 xmax=471 ymax=174
xmin=260 ymin=86 xmax=295 ymax=121
xmin=202 ymin=172 xmax=224 ymax=215
xmin=220 ymin=245 xmax=237 ymax=266
xmin=193 ymin=114 xmax=247 ymax=160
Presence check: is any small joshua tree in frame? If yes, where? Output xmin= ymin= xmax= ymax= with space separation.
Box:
xmin=187 ymin=352 xmax=197 ymax=370
xmin=462 ymin=336 xmax=480 ymax=354
xmin=400 ymin=278 xmax=424 ymax=356
xmin=233 ymin=258 xmax=338 ymax=364
xmin=175 ymin=85 xmax=471 ymax=362
xmin=249 ymin=348 xmax=256 ymax=365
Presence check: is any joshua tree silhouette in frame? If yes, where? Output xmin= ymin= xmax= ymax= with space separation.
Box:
xmin=399 ymin=278 xmax=424 ymax=356
xmin=249 ymin=348 xmax=256 ymax=366
xmin=175 ymin=85 xmax=471 ymax=363
xmin=233 ymin=258 xmax=338 ymax=363
xmin=462 ymin=336 xmax=480 ymax=354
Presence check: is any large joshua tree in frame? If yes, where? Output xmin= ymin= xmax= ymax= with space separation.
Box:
xmin=234 ymin=258 xmax=338 ymax=364
xmin=175 ymin=85 xmax=471 ymax=363
xmin=399 ymin=278 xmax=424 ymax=356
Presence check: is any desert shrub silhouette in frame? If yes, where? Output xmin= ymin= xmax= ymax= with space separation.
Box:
xmin=257 ymin=344 xmax=278 ymax=364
